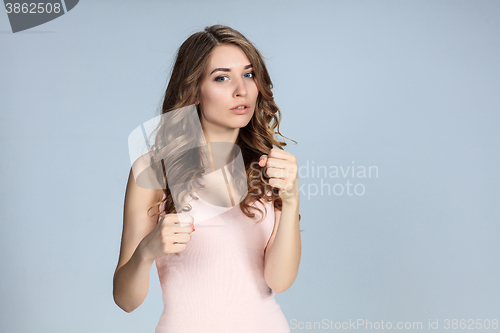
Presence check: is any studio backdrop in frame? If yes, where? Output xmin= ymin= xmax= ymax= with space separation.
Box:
xmin=1 ymin=0 xmax=499 ymax=332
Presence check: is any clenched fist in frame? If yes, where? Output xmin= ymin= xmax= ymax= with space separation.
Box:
xmin=139 ymin=213 xmax=195 ymax=260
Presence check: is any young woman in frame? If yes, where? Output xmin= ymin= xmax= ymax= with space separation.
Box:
xmin=113 ymin=25 xmax=301 ymax=332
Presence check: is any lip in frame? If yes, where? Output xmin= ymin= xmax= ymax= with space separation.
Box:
xmin=230 ymin=103 xmax=250 ymax=115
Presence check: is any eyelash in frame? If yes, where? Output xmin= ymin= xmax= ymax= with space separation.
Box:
xmin=215 ymin=71 xmax=255 ymax=82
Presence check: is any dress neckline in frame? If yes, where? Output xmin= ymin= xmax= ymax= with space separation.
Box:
xmin=191 ymin=190 xmax=239 ymax=210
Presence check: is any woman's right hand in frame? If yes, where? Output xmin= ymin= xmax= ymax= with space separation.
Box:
xmin=139 ymin=213 xmax=195 ymax=261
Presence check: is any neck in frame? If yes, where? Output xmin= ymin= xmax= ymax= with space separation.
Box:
xmin=202 ymin=129 xmax=240 ymax=172
xmin=202 ymin=126 xmax=239 ymax=145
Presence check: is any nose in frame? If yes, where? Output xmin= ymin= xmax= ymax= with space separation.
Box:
xmin=233 ymin=76 xmax=248 ymax=98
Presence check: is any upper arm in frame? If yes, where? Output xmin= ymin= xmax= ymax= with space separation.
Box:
xmin=114 ymin=167 xmax=163 ymax=274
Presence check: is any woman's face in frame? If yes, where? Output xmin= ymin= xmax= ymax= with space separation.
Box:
xmin=198 ymin=44 xmax=258 ymax=140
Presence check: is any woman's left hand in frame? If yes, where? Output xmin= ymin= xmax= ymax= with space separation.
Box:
xmin=258 ymin=148 xmax=299 ymax=205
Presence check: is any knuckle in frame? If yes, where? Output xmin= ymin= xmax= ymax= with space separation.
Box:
xmin=163 ymin=215 xmax=175 ymax=224
xmin=180 ymin=213 xmax=194 ymax=223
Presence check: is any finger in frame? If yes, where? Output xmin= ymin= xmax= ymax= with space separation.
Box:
xmin=264 ymin=157 xmax=291 ymax=168
xmin=172 ymin=233 xmax=192 ymax=243
xmin=260 ymin=166 xmax=270 ymax=184
xmin=169 ymin=221 xmax=192 ymax=229
xmin=163 ymin=220 xmax=194 ymax=232
xmin=268 ymin=148 xmax=290 ymax=160
xmin=174 ymin=213 xmax=194 ymax=223
xmin=266 ymin=166 xmax=286 ymax=179
xmin=160 ymin=216 xmax=194 ymax=240
xmin=166 ymin=213 xmax=194 ymax=226
xmin=170 ymin=243 xmax=187 ymax=253
xmin=171 ymin=224 xmax=195 ymax=233
xmin=258 ymin=155 xmax=267 ymax=167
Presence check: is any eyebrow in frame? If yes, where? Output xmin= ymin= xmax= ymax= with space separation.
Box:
xmin=209 ymin=64 xmax=253 ymax=76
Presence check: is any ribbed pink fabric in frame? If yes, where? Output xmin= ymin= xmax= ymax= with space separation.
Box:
xmin=155 ymin=192 xmax=290 ymax=332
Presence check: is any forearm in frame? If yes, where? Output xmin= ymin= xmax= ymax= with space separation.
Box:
xmin=264 ymin=198 xmax=301 ymax=293
xmin=113 ymin=243 xmax=155 ymax=313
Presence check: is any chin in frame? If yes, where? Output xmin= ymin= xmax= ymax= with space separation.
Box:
xmin=227 ymin=122 xmax=250 ymax=130
xmin=231 ymin=117 xmax=253 ymax=128
xmin=225 ymin=113 xmax=252 ymax=126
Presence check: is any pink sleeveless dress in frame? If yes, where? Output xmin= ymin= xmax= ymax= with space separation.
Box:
xmin=154 ymin=192 xmax=291 ymax=332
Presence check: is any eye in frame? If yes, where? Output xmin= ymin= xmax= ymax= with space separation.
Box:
xmin=244 ymin=71 xmax=255 ymax=79
xmin=215 ymin=76 xmax=228 ymax=82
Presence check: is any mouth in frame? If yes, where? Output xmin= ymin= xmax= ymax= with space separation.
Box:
xmin=231 ymin=103 xmax=250 ymax=110
xmin=231 ymin=104 xmax=250 ymax=114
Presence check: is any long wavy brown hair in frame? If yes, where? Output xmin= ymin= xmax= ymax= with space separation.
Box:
xmin=148 ymin=25 xmax=296 ymax=222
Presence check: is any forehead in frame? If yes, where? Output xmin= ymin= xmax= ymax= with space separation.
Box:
xmin=205 ymin=44 xmax=251 ymax=73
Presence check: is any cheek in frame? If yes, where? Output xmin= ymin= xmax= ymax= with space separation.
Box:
xmin=248 ymin=82 xmax=259 ymax=101
xmin=202 ymin=86 xmax=225 ymax=107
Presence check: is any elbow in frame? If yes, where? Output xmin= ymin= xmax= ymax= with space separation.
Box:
xmin=271 ymin=285 xmax=289 ymax=293
xmin=113 ymin=273 xmax=141 ymax=313
xmin=271 ymin=278 xmax=295 ymax=293
xmin=265 ymin=275 xmax=296 ymax=293
xmin=118 ymin=304 xmax=133 ymax=313
xmin=113 ymin=290 xmax=138 ymax=313
xmin=114 ymin=296 xmax=136 ymax=313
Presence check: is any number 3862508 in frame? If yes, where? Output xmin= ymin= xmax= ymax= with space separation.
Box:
xmin=5 ymin=3 xmax=62 ymax=14
xmin=444 ymin=319 xmax=498 ymax=330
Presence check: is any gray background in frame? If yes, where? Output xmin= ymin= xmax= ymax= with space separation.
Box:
xmin=1 ymin=0 xmax=499 ymax=332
